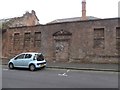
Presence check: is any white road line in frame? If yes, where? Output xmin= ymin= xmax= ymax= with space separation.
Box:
xmin=58 ymin=73 xmax=68 ymax=76
xmin=58 ymin=69 xmax=70 ymax=76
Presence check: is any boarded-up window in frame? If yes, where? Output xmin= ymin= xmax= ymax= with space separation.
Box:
xmin=24 ymin=32 xmax=31 ymax=48
xmin=14 ymin=33 xmax=20 ymax=50
xmin=93 ymin=28 xmax=105 ymax=49
xmin=34 ymin=32 xmax=41 ymax=47
xmin=116 ymin=27 xmax=120 ymax=50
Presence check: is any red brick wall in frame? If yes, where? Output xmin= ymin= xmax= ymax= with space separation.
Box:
xmin=2 ymin=18 xmax=119 ymax=64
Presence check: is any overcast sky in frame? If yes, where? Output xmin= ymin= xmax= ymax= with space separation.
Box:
xmin=0 ymin=0 xmax=120 ymax=24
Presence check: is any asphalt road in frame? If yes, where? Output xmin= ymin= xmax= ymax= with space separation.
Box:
xmin=2 ymin=68 xmax=118 ymax=88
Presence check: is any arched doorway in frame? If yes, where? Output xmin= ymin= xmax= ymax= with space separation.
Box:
xmin=53 ymin=29 xmax=72 ymax=62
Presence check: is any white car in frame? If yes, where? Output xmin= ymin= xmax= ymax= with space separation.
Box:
xmin=8 ymin=52 xmax=47 ymax=71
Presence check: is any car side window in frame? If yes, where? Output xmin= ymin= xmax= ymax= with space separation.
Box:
xmin=25 ymin=54 xmax=32 ymax=59
xmin=14 ymin=54 xmax=25 ymax=60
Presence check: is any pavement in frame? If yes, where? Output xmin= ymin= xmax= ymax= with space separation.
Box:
xmin=2 ymin=61 xmax=119 ymax=72
xmin=46 ymin=61 xmax=119 ymax=72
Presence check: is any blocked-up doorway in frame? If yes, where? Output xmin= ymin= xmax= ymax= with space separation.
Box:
xmin=53 ymin=30 xmax=72 ymax=62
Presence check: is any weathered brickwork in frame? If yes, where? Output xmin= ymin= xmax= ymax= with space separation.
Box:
xmin=2 ymin=10 xmax=39 ymax=29
xmin=2 ymin=18 xmax=119 ymax=64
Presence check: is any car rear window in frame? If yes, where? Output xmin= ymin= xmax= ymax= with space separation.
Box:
xmin=36 ymin=54 xmax=44 ymax=61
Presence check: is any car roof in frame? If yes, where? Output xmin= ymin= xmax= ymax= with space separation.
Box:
xmin=20 ymin=52 xmax=42 ymax=55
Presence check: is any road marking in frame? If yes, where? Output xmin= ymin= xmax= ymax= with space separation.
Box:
xmin=58 ymin=69 xmax=70 ymax=76
xmin=58 ymin=73 xmax=68 ymax=76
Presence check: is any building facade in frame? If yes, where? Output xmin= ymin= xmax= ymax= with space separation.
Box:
xmin=2 ymin=18 xmax=120 ymax=64
xmin=1 ymin=10 xmax=39 ymax=29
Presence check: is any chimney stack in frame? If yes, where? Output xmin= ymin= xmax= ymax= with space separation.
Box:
xmin=82 ymin=0 xmax=87 ymax=20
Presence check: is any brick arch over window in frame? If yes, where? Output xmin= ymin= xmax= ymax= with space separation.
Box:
xmin=53 ymin=30 xmax=72 ymax=62
xmin=53 ymin=29 xmax=72 ymax=36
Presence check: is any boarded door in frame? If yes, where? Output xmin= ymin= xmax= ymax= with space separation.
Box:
xmin=55 ymin=40 xmax=70 ymax=61
xmin=53 ymin=30 xmax=72 ymax=62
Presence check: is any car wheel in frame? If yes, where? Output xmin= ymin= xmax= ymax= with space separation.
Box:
xmin=9 ymin=63 xmax=14 ymax=69
xmin=29 ymin=64 xmax=36 ymax=71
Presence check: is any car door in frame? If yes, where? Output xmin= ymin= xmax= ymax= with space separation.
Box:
xmin=22 ymin=54 xmax=33 ymax=67
xmin=13 ymin=54 xmax=25 ymax=67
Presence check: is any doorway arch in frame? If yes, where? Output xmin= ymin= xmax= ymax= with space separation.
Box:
xmin=53 ymin=29 xmax=72 ymax=62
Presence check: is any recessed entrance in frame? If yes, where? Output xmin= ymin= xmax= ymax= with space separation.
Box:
xmin=53 ymin=30 xmax=72 ymax=62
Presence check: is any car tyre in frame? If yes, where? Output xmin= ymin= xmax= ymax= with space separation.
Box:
xmin=9 ymin=63 xmax=14 ymax=69
xmin=29 ymin=64 xmax=36 ymax=71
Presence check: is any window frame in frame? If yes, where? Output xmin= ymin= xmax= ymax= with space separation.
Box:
xmin=14 ymin=54 xmax=25 ymax=60
xmin=116 ymin=27 xmax=120 ymax=50
xmin=34 ymin=32 xmax=41 ymax=47
xmin=93 ymin=28 xmax=105 ymax=49
xmin=13 ymin=33 xmax=20 ymax=50
xmin=24 ymin=32 xmax=31 ymax=48
xmin=25 ymin=54 xmax=32 ymax=59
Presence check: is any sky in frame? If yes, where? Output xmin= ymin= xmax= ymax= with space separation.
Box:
xmin=0 ymin=0 xmax=120 ymax=24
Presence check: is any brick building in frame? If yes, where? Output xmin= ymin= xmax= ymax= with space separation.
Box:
xmin=2 ymin=18 xmax=120 ymax=64
xmin=1 ymin=10 xmax=39 ymax=29
xmin=2 ymin=0 xmax=120 ymax=64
